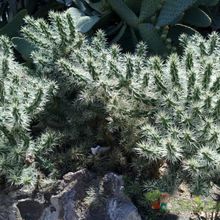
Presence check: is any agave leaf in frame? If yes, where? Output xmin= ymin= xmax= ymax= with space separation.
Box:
xmin=72 ymin=0 xmax=99 ymax=15
xmin=196 ymin=0 xmax=219 ymax=6
xmin=0 ymin=9 xmax=27 ymax=38
xmin=130 ymin=27 xmax=138 ymax=46
xmin=106 ymin=21 xmax=123 ymax=36
xmin=118 ymin=26 xmax=137 ymax=51
xmin=0 ymin=2 xmax=8 ymax=23
xmin=168 ymin=24 xmax=198 ymax=45
xmin=138 ymin=23 xmax=166 ymax=53
xmin=0 ymin=21 xmax=6 ymax=28
xmin=72 ymin=0 xmax=87 ymax=12
xmin=34 ymin=1 xmax=64 ymax=18
xmin=212 ymin=15 xmax=220 ymax=30
xmin=77 ymin=16 xmax=100 ymax=33
xmin=56 ymin=0 xmax=73 ymax=6
xmin=107 ymin=0 xmax=138 ymax=27
xmin=24 ymin=0 xmax=38 ymax=13
xmin=183 ymin=8 xmax=211 ymax=27
xmin=124 ymin=0 xmax=142 ymax=15
xmin=157 ymin=0 xmax=196 ymax=27
xmin=169 ymin=14 xmax=183 ymax=25
xmin=84 ymin=0 xmax=110 ymax=13
xmin=12 ymin=37 xmax=35 ymax=62
xmin=93 ymin=11 xmax=115 ymax=30
xmin=110 ymin=24 xmax=127 ymax=44
xmin=67 ymin=7 xmax=100 ymax=33
xmin=139 ymin=0 xmax=160 ymax=23
xmin=8 ymin=0 xmax=17 ymax=20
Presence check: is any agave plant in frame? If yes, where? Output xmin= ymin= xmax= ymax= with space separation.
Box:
xmin=0 ymin=0 xmax=66 ymax=62
xmin=66 ymin=0 xmax=220 ymax=54
xmin=0 ymin=0 xmax=66 ymax=34
xmin=208 ymin=1 xmax=220 ymax=31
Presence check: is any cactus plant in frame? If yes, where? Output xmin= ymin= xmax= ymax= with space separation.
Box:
xmin=0 ymin=36 xmax=58 ymax=186
xmin=65 ymin=0 xmax=220 ymax=54
xmin=21 ymin=10 xmax=220 ymax=194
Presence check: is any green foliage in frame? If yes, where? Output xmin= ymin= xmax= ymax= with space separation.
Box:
xmin=0 ymin=36 xmax=57 ymax=186
xmin=144 ymin=190 xmax=161 ymax=203
xmin=65 ymin=0 xmax=219 ymax=54
xmin=166 ymin=195 xmax=219 ymax=218
xmin=21 ymin=10 xmax=220 ymax=195
xmin=0 ymin=9 xmax=27 ymax=38
xmin=0 ymin=0 xmax=65 ymax=26
xmin=0 ymin=0 xmax=66 ymax=62
xmin=156 ymin=0 xmax=196 ymax=27
xmin=206 ymin=1 xmax=220 ymax=31
xmin=182 ymin=7 xmax=212 ymax=27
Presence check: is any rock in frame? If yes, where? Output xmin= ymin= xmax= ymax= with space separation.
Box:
xmin=103 ymin=173 xmax=124 ymax=196
xmin=103 ymin=173 xmax=141 ymax=220
xmin=107 ymin=198 xmax=142 ymax=220
xmin=17 ymin=199 xmax=45 ymax=220
xmin=62 ymin=172 xmax=75 ymax=182
xmin=0 ymin=193 xmax=21 ymax=220
xmin=178 ymin=184 xmax=186 ymax=193
xmin=0 ymin=169 xmax=142 ymax=220
xmin=91 ymin=145 xmax=110 ymax=155
xmin=210 ymin=184 xmax=220 ymax=201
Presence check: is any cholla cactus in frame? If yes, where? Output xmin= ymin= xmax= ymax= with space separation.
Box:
xmin=135 ymin=33 xmax=220 ymax=192
xmin=0 ymin=36 xmax=57 ymax=186
xmin=22 ymin=11 xmax=220 ymax=193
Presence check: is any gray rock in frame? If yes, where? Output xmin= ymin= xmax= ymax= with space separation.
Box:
xmin=103 ymin=173 xmax=124 ymax=196
xmin=107 ymin=198 xmax=142 ymax=220
xmin=103 ymin=173 xmax=141 ymax=220
xmin=17 ymin=199 xmax=45 ymax=220
xmin=0 ymin=169 xmax=142 ymax=220
xmin=0 ymin=193 xmax=21 ymax=220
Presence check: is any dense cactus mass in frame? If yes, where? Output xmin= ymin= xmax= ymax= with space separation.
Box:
xmin=0 ymin=36 xmax=58 ymax=186
xmin=135 ymin=35 xmax=220 ymax=191
xmin=20 ymin=11 xmax=220 ymax=193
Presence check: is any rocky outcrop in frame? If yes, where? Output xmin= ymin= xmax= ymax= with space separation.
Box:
xmin=0 ymin=169 xmax=142 ymax=220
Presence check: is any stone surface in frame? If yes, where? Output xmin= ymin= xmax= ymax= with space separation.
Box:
xmin=17 ymin=199 xmax=45 ymax=220
xmin=0 ymin=169 xmax=142 ymax=220
xmin=107 ymin=198 xmax=141 ymax=220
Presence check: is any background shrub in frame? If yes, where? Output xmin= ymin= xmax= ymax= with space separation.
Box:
xmin=64 ymin=0 xmax=220 ymax=54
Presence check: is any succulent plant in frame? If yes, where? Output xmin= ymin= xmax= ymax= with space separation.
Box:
xmin=66 ymin=0 xmax=220 ymax=54
xmin=0 ymin=0 xmax=66 ymax=62
xmin=21 ymin=10 xmax=220 ymax=193
xmin=0 ymin=36 xmax=58 ymax=186
xmin=135 ymin=33 xmax=220 ymax=192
